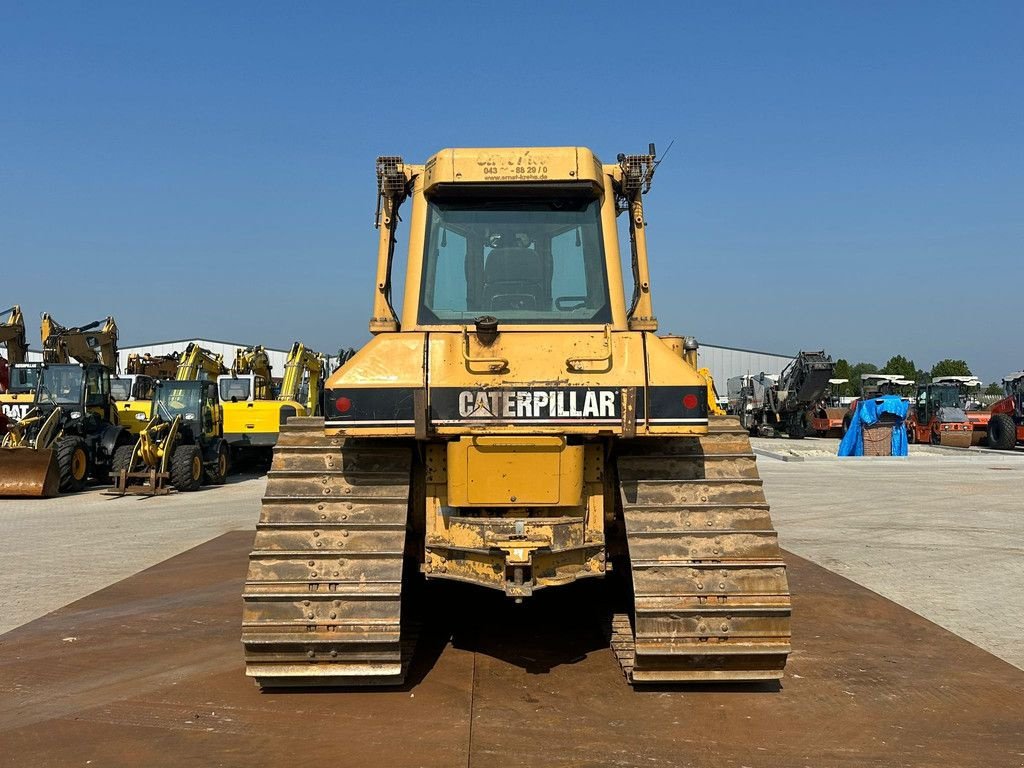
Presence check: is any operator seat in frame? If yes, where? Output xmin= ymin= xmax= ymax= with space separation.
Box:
xmin=482 ymin=247 xmax=547 ymax=311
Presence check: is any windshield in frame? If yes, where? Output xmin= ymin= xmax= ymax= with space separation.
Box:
xmin=419 ymin=197 xmax=611 ymax=325
xmin=111 ymin=377 xmax=132 ymax=401
xmin=932 ymin=386 xmax=962 ymax=408
xmin=220 ymin=378 xmax=252 ymax=402
xmin=156 ymin=382 xmax=202 ymax=418
xmin=9 ymin=365 xmax=39 ymax=394
xmin=38 ymin=365 xmax=83 ymax=405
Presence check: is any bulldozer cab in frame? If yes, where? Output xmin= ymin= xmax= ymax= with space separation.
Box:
xmin=420 ymin=194 xmax=610 ymax=323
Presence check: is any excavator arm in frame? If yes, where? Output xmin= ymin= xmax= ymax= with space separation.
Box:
xmin=40 ymin=313 xmax=119 ymax=371
xmin=232 ymin=345 xmax=273 ymax=381
xmin=127 ymin=352 xmax=181 ymax=379
xmin=0 ymin=306 xmax=29 ymax=365
xmin=175 ymin=343 xmax=226 ymax=381
xmin=279 ymin=342 xmax=326 ymax=415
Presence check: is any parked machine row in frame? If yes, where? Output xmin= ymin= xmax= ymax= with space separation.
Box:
xmin=0 ymin=309 xmax=327 ymax=497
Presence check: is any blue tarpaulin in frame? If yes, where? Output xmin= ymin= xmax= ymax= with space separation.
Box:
xmin=838 ymin=395 xmax=909 ymax=456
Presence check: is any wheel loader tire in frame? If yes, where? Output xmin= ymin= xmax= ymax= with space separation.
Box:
xmin=56 ymin=436 xmax=89 ymax=494
xmin=906 ymin=426 xmax=916 ymax=444
xmin=987 ymin=413 xmax=1017 ymax=450
xmin=206 ymin=442 xmax=228 ymax=485
xmin=171 ymin=444 xmax=203 ymax=492
xmin=111 ymin=444 xmax=135 ymax=481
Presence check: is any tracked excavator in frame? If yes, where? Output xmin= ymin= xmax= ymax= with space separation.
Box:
xmin=110 ymin=343 xmax=230 ymax=495
xmin=242 ymin=147 xmax=792 ymax=688
xmin=0 ymin=313 xmax=130 ymax=496
xmin=278 ymin=342 xmax=325 ymax=417
xmin=0 ymin=306 xmax=38 ymax=429
xmin=220 ymin=343 xmax=320 ymax=457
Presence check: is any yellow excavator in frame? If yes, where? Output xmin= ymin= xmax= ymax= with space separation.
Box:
xmin=219 ymin=343 xmax=321 ymax=458
xmin=0 ymin=306 xmax=38 ymax=430
xmin=111 ymin=352 xmax=181 ymax=435
xmin=40 ymin=313 xmax=120 ymax=370
xmin=111 ymin=342 xmax=230 ymax=495
xmin=278 ymin=342 xmax=325 ymax=417
xmin=242 ymin=147 xmax=791 ymax=689
xmin=1 ymin=313 xmax=132 ymax=496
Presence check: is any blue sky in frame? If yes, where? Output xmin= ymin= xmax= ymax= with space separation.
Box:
xmin=1 ymin=2 xmax=1021 ymax=382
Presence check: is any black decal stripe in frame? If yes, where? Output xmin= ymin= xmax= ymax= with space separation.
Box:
xmin=324 ymin=387 xmax=416 ymax=423
xmin=646 ymin=385 xmax=708 ymax=422
xmin=430 ymin=386 xmax=625 ymax=423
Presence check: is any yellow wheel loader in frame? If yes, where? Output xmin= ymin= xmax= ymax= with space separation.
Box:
xmin=242 ymin=147 xmax=791 ymax=688
xmin=0 ymin=363 xmax=133 ymax=496
xmin=111 ymin=352 xmax=183 ymax=435
xmin=110 ymin=379 xmax=229 ymax=495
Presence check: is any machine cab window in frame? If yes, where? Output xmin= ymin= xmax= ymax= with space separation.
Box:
xmin=418 ymin=195 xmax=611 ymax=325
xmin=9 ymin=364 xmax=39 ymax=394
xmin=84 ymin=367 xmax=108 ymax=408
xmin=220 ymin=377 xmax=252 ymax=403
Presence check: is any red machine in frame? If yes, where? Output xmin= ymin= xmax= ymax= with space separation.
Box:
xmin=986 ymin=372 xmax=1024 ymax=450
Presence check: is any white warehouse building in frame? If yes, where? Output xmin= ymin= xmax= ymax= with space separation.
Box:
xmin=696 ymin=343 xmax=795 ymax=390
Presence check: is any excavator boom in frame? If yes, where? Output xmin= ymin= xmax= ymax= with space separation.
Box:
xmin=0 ymin=306 xmax=29 ymax=365
xmin=175 ymin=343 xmax=227 ymax=381
xmin=278 ymin=342 xmax=325 ymax=416
xmin=41 ymin=313 xmax=119 ymax=371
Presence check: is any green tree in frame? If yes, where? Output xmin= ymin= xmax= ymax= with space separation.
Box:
xmin=832 ymin=358 xmax=853 ymax=396
xmin=849 ymin=361 xmax=879 ymax=394
xmin=985 ymin=381 xmax=1004 ymax=396
xmin=882 ymin=354 xmax=918 ymax=381
xmin=930 ymin=359 xmax=972 ymax=378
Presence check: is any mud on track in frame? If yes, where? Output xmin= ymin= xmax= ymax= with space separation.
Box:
xmin=1 ymin=531 xmax=1021 ymax=768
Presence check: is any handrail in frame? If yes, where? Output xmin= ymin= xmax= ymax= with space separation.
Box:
xmin=462 ymin=329 xmax=509 ymax=373
xmin=566 ymin=325 xmax=612 ymax=372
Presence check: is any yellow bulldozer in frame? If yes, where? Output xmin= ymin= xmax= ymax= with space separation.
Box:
xmin=241 ymin=147 xmax=791 ymax=688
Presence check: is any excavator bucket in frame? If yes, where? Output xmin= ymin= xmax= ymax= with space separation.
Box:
xmin=0 ymin=447 xmax=60 ymax=497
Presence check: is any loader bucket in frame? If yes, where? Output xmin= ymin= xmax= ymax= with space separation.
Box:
xmin=0 ymin=447 xmax=60 ymax=497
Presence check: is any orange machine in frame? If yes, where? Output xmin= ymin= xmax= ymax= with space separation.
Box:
xmin=906 ymin=381 xmax=973 ymax=447
xmin=809 ymin=378 xmax=849 ymax=436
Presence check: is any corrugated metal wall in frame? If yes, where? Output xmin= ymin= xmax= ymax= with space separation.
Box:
xmin=697 ymin=344 xmax=795 ymax=393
